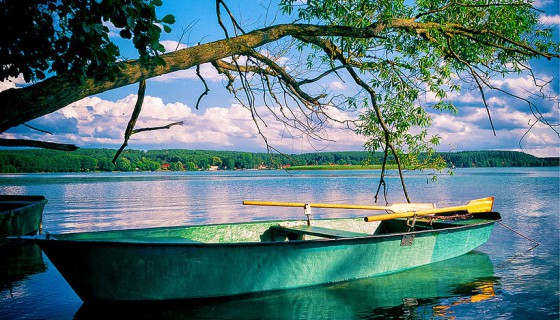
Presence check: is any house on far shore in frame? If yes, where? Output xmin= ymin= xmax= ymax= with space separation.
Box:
xmin=209 ymin=166 xmax=219 ymax=171
xmin=161 ymin=163 xmax=170 ymax=170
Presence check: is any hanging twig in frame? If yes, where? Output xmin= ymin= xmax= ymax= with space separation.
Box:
xmin=216 ymin=0 xmax=245 ymax=38
xmin=23 ymin=124 xmax=53 ymax=135
xmin=296 ymin=35 xmax=412 ymax=202
xmin=113 ymin=80 xmax=147 ymax=164
xmin=112 ymin=80 xmax=184 ymax=164
xmin=445 ymin=37 xmax=496 ymax=135
xmin=195 ymin=61 xmax=209 ymax=110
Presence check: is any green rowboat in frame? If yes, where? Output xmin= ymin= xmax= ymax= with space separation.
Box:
xmin=25 ymin=209 xmax=501 ymax=302
xmin=0 ymin=195 xmax=47 ymax=245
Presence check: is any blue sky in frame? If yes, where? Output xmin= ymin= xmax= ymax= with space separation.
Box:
xmin=1 ymin=1 xmax=559 ymax=156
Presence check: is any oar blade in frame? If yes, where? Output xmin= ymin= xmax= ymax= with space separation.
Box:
xmin=465 ymin=197 xmax=494 ymax=213
xmin=364 ymin=197 xmax=495 ymax=222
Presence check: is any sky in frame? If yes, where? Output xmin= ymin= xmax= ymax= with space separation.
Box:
xmin=1 ymin=1 xmax=559 ymax=157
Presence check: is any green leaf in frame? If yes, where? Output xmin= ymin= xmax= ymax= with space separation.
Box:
xmin=119 ymin=29 xmax=132 ymax=39
xmin=126 ymin=16 xmax=135 ymax=28
xmin=154 ymin=56 xmax=166 ymax=66
xmin=161 ymin=14 xmax=175 ymax=24
xmin=35 ymin=70 xmax=45 ymax=80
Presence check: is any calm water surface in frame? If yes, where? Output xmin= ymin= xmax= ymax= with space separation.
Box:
xmin=0 ymin=168 xmax=558 ymax=319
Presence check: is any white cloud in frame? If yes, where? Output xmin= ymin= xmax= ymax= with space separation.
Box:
xmin=151 ymin=63 xmax=223 ymax=82
xmin=424 ymin=89 xmax=483 ymax=104
xmin=4 ymin=69 xmax=557 ymax=156
xmin=429 ymin=106 xmax=559 ymax=157
xmin=431 ymin=114 xmax=473 ymax=134
xmin=161 ymin=40 xmax=188 ymax=52
xmin=0 ymin=80 xmax=17 ymax=93
xmin=9 ymin=95 xmax=364 ymax=152
xmin=490 ymin=75 xmax=555 ymax=97
xmin=329 ymin=81 xmax=347 ymax=90
xmin=533 ymin=0 xmax=556 ymax=8
xmin=539 ymin=14 xmax=560 ymax=25
xmin=0 ymin=75 xmax=26 ymax=93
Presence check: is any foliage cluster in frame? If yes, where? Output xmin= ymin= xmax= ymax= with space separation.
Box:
xmin=0 ymin=149 xmax=555 ymax=173
xmin=442 ymin=150 xmax=559 ymax=168
xmin=0 ymin=0 xmax=174 ymax=82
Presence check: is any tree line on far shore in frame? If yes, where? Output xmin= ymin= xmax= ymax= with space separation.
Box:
xmin=0 ymin=149 xmax=557 ymax=173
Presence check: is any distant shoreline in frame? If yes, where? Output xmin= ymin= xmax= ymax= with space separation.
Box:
xmin=286 ymin=164 xmax=393 ymax=170
xmin=0 ymin=149 xmax=557 ymax=173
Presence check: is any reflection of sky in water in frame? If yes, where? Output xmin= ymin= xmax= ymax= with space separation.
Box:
xmin=0 ymin=167 xmax=558 ymax=319
xmin=0 ymin=168 xmax=558 ymax=235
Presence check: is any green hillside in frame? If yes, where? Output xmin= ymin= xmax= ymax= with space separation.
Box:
xmin=0 ymin=149 xmax=557 ymax=173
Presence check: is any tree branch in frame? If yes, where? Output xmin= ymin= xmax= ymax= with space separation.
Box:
xmin=0 ymin=21 xmax=400 ymax=133
xmin=22 ymin=124 xmax=53 ymax=135
xmin=112 ymin=80 xmax=147 ymax=164
xmin=195 ymin=63 xmax=210 ymax=110
xmin=0 ymin=138 xmax=78 ymax=151
xmin=131 ymin=121 xmax=183 ymax=134
xmin=296 ymin=35 xmax=412 ymax=202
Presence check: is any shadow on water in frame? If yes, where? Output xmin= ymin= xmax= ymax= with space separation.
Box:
xmin=74 ymin=251 xmax=499 ymax=320
xmin=0 ymin=243 xmax=47 ymax=294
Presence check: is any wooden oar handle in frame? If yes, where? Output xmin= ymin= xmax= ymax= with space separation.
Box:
xmin=243 ymin=200 xmax=391 ymax=211
xmin=243 ymin=201 xmax=307 ymax=208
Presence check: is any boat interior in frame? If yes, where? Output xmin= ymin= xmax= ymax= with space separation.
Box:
xmin=49 ymin=212 xmax=500 ymax=244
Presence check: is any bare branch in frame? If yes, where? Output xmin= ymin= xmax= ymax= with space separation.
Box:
xmin=5 ymin=19 xmax=556 ymax=133
xmin=0 ymin=138 xmax=78 ymax=151
xmin=216 ymin=0 xmax=246 ymax=38
xmin=113 ymin=80 xmax=147 ymax=164
xmin=195 ymin=62 xmax=210 ymax=110
xmin=296 ymin=35 xmax=411 ymax=202
xmin=131 ymin=121 xmax=183 ymax=135
xmin=297 ymin=65 xmax=346 ymax=86
xmin=444 ymin=37 xmax=497 ymax=135
xmin=22 ymin=124 xmax=53 ymax=135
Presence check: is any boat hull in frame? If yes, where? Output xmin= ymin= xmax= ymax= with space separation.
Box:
xmin=0 ymin=195 xmax=47 ymax=245
xmin=34 ymin=213 xmax=500 ymax=302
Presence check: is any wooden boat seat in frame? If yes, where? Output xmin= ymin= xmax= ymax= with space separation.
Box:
xmin=270 ymin=225 xmax=370 ymax=239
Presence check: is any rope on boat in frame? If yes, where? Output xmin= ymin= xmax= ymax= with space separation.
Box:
xmin=498 ymin=221 xmax=541 ymax=250
xmin=431 ymin=212 xmax=472 ymax=220
xmin=422 ymin=212 xmax=472 ymax=225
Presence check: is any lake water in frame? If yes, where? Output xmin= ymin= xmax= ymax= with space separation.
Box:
xmin=0 ymin=167 xmax=558 ymax=319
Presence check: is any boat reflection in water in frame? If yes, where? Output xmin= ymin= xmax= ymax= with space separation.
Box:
xmin=0 ymin=243 xmax=47 ymax=295
xmin=75 ymin=251 xmax=498 ymax=320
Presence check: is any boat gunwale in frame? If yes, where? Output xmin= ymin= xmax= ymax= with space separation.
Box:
xmin=0 ymin=196 xmax=47 ymax=221
xmin=34 ymin=212 xmax=502 ymax=248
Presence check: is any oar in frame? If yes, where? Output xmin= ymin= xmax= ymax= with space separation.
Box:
xmin=242 ymin=200 xmax=436 ymax=212
xmin=363 ymin=197 xmax=494 ymax=222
